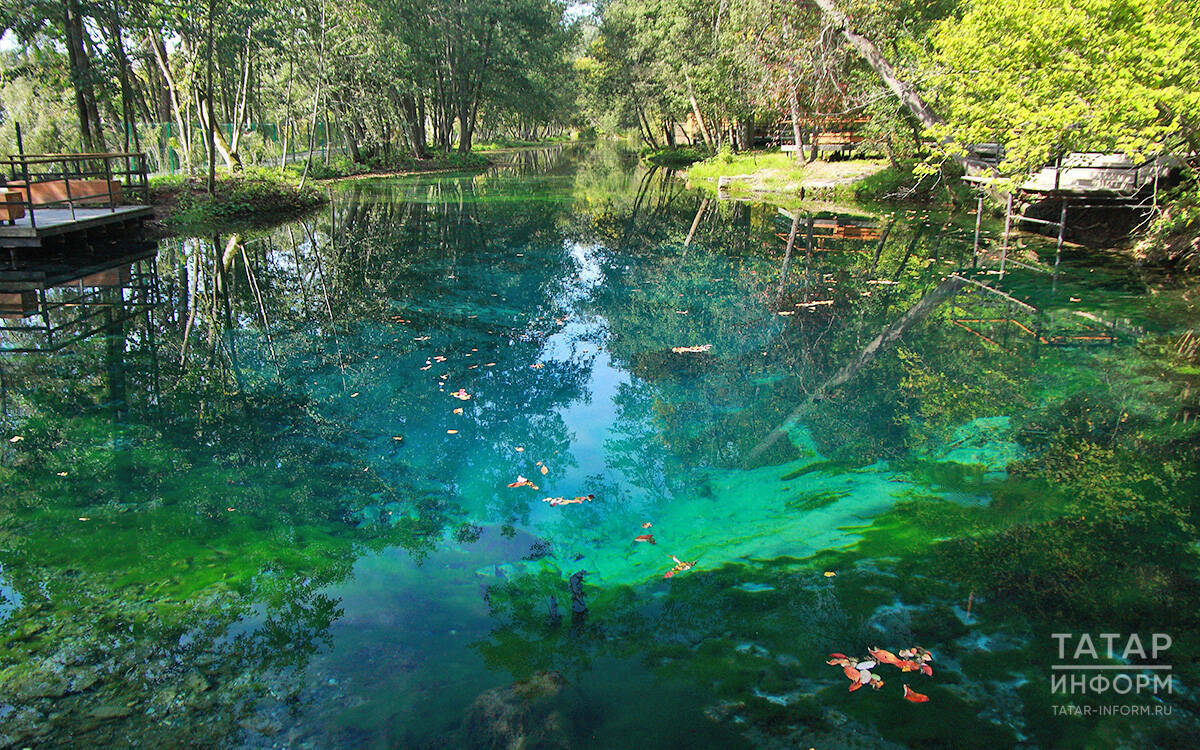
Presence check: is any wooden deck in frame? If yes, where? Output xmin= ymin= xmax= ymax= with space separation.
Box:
xmin=0 ymin=205 xmax=154 ymax=248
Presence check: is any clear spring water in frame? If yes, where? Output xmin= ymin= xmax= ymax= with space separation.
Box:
xmin=1 ymin=144 xmax=1197 ymax=748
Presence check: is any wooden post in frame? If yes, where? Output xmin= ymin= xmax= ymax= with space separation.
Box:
xmin=104 ymin=156 xmax=115 ymax=211
xmin=63 ymin=158 xmax=77 ymax=220
xmin=1054 ymin=199 xmax=1068 ymax=271
xmin=15 ymin=122 xmax=35 ymax=229
xmin=1152 ymin=155 xmax=1160 ymax=212
xmin=972 ymin=192 xmax=983 ymax=267
xmin=999 ymin=193 xmax=1013 ymax=279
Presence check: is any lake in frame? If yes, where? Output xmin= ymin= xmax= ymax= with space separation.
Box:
xmin=1 ymin=144 xmax=1197 ymax=748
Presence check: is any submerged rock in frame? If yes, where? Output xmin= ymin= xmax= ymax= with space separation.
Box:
xmin=461 ymin=671 xmax=574 ymax=750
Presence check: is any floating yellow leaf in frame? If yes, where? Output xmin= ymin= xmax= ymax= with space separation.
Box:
xmin=453 ymin=407 xmax=464 ymax=415
xmin=8 ymin=436 xmax=23 ymax=443
xmin=450 ymin=389 xmax=472 ymax=401
xmin=824 ymin=571 xmax=837 ymax=577
xmin=56 ymin=471 xmax=68 ymax=477
xmin=447 ymin=429 xmax=458 ymax=434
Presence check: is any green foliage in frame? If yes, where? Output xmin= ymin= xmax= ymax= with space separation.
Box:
xmin=930 ymin=0 xmax=1200 ymax=177
xmin=154 ymin=170 xmax=325 ymax=228
xmin=301 ymin=157 xmax=372 ymax=180
xmin=639 ymin=145 xmax=711 ymax=166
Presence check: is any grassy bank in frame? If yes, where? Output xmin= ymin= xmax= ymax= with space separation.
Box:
xmin=641 ymin=146 xmax=712 ymax=167
xmin=148 ymin=169 xmax=326 ymax=235
xmin=147 ymin=151 xmax=497 ymax=233
xmin=685 ymin=149 xmax=888 ymax=198
xmin=682 ymin=149 xmax=987 ymax=207
xmin=302 ymin=151 xmax=492 ymax=180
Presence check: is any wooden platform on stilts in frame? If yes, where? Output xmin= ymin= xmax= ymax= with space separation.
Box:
xmin=0 ymin=205 xmax=154 ymax=249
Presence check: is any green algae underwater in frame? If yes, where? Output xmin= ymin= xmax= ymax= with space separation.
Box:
xmin=1 ymin=144 xmax=1199 ymax=748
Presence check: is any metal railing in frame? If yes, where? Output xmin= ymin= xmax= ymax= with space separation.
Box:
xmin=0 ymin=152 xmax=149 ymax=230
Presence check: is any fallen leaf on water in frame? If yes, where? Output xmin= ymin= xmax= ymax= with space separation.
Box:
xmin=56 ymin=471 xmax=68 ymax=477
xmin=1070 ymin=296 xmax=1082 ymax=302
xmin=675 ymin=310 xmax=688 ymax=315
xmin=447 ymin=429 xmax=458 ymax=434
xmin=507 ymin=475 xmax=539 ymax=490
xmin=392 ymin=436 xmax=403 ymax=441
xmin=538 ymin=463 xmax=549 ymax=475
xmin=641 ymin=522 xmax=652 ymax=529
xmin=226 ymin=507 xmax=235 ymax=512
xmin=468 ymin=365 xmax=478 ymax=370
xmin=414 ymin=336 xmax=431 ymax=342
xmin=78 ymin=517 xmax=90 ymax=521
xmin=451 ymin=389 xmax=471 ymax=401
xmin=420 ymin=365 xmax=432 ymax=371
xmin=543 ymin=494 xmax=594 ymax=506
xmin=530 ymin=363 xmax=545 ymax=369
xmin=9 ymin=436 xmax=23 ymax=443
xmin=902 ymin=685 xmax=930 ymax=703
xmin=453 ymin=407 xmax=464 ymax=415
xmin=434 ymin=356 xmax=447 ymax=362
xmin=671 ymin=344 xmax=712 ymax=354
xmin=350 ymin=392 xmax=359 ymax=398
xmin=634 ymin=534 xmax=656 ymax=544
xmin=824 ymin=571 xmax=837 ymax=577
xmin=485 ymin=362 xmax=496 ymax=367
xmin=664 ymin=555 xmax=698 ymax=579
xmin=515 ymin=446 xmax=525 ymax=452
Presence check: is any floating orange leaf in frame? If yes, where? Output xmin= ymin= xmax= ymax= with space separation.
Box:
xmin=507 ymin=475 xmax=539 ymax=490
xmin=664 ymin=555 xmax=697 ymax=579
xmin=902 ymin=685 xmax=930 ymax=703
xmin=634 ymin=534 xmax=656 ymax=544
xmin=453 ymin=407 xmax=464 ymax=415
xmin=451 ymin=389 xmax=471 ymax=401
xmin=543 ymin=494 xmax=594 ymax=506
xmin=641 ymin=522 xmax=652 ymax=529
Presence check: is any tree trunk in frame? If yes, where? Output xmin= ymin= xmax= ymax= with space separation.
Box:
xmin=811 ymin=0 xmax=978 ymax=171
xmin=149 ymin=31 xmax=192 ymax=174
xmin=63 ymin=0 xmax=101 ymax=150
xmin=686 ymin=76 xmax=713 ymax=149
xmin=788 ymin=77 xmax=804 ymax=158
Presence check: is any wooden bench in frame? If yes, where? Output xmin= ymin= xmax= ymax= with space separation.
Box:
xmin=0 ymin=189 xmax=25 ymax=224
xmin=5 ymin=179 xmax=124 ymax=207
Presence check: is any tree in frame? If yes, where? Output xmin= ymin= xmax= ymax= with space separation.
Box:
xmin=930 ymin=0 xmax=1200 ymax=176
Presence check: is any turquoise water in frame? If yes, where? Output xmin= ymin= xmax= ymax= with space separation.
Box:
xmin=1 ymin=145 xmax=1198 ymax=747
